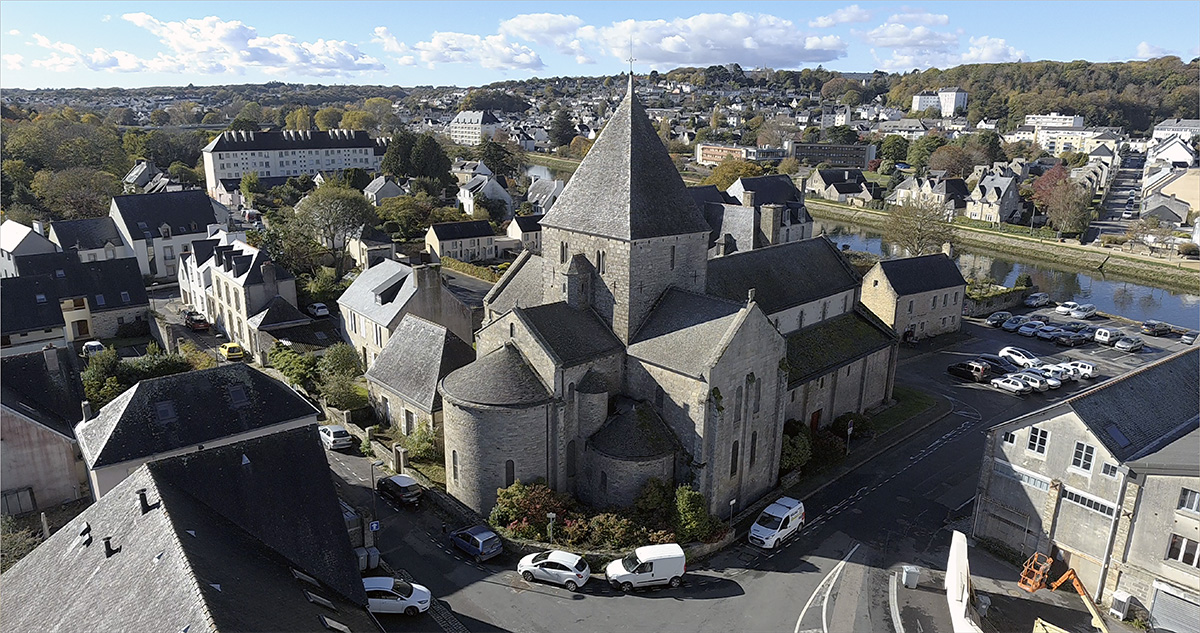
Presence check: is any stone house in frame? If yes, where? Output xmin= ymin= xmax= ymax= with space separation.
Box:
xmin=972 ymin=349 xmax=1199 ymax=629
xmin=12 ymin=252 xmax=149 ymax=344
xmin=887 ymin=175 xmax=970 ymax=218
xmin=965 ymin=174 xmax=1021 ymax=224
xmin=860 ymin=254 xmax=967 ymax=340
xmin=425 ymin=220 xmax=497 ymax=263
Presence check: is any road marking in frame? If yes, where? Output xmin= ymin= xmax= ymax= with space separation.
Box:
xmin=794 ymin=543 xmax=860 ymax=633
xmin=889 ymin=572 xmax=905 ymax=633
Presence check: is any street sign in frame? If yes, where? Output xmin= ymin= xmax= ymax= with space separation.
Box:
xmin=847 ymin=419 xmax=854 ymax=436
xmin=369 ymin=520 xmax=380 ymax=532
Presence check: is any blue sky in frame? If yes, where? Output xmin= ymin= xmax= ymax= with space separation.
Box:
xmin=2 ymin=1 xmax=1198 ymax=89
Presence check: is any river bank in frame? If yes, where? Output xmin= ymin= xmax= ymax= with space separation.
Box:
xmin=806 ymin=201 xmax=1200 ymax=294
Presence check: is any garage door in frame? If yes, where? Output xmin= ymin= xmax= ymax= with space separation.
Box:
xmin=1151 ymin=588 xmax=1200 ymax=633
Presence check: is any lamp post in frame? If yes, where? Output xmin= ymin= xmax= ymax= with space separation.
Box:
xmin=370 ymin=460 xmax=384 ymax=521
xmin=547 ymin=512 xmax=557 ymax=544
xmin=729 ymin=498 xmax=737 ymax=532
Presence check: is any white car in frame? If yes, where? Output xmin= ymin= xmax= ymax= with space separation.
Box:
xmin=1043 ymin=363 xmax=1080 ymax=381
xmin=1069 ymin=304 xmax=1097 ymax=319
xmin=1024 ymin=293 xmax=1051 ymax=307
xmin=82 ymin=341 xmax=106 ymax=358
xmin=364 ymin=576 xmax=431 ymax=616
xmin=991 ymin=376 xmax=1032 ymax=395
xmin=1055 ymin=301 xmax=1080 ymax=315
xmin=306 ymin=302 xmax=330 ymax=317
xmin=319 ymin=424 xmax=354 ymax=450
xmin=999 ymin=346 xmax=1042 ymax=369
xmin=1062 ymin=361 xmax=1097 ymax=379
xmin=517 ymin=550 xmax=591 ymax=592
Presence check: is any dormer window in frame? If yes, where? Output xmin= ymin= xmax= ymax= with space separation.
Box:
xmin=120 ymin=291 xmax=131 ymax=303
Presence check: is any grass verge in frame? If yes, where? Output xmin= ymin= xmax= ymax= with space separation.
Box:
xmin=870 ymin=385 xmax=937 ymax=433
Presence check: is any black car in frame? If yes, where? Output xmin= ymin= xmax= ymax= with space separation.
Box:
xmin=985 ymin=311 xmax=1013 ymax=327
xmin=1061 ymin=321 xmax=1089 ymax=333
xmin=377 ymin=474 xmax=423 ymax=506
xmin=1054 ymin=332 xmax=1091 ymax=347
xmin=1140 ymin=320 xmax=1171 ymax=336
xmin=975 ymin=354 xmax=1022 ymax=375
xmin=947 ymin=361 xmax=991 ymax=382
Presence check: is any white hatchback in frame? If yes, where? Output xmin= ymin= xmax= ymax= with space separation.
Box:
xmin=364 ymin=576 xmax=431 ymax=615
xmin=1055 ymin=301 xmax=1080 ymax=315
xmin=517 ymin=550 xmax=591 ymax=592
xmin=1062 ymin=361 xmax=1098 ymax=379
xmin=999 ymin=346 xmax=1042 ymax=369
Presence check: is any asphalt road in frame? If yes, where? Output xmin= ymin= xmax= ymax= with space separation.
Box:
xmin=1088 ymin=161 xmax=1143 ymax=242
xmin=322 ymin=305 xmax=1188 ymax=633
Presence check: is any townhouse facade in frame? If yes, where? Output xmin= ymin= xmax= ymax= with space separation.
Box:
xmin=860 ymin=254 xmax=967 ymax=339
xmin=425 ymin=220 xmax=497 ymax=262
xmin=110 ymin=190 xmax=224 ymax=280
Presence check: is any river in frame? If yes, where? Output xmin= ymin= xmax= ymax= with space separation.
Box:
xmin=815 ymin=219 xmax=1200 ymax=327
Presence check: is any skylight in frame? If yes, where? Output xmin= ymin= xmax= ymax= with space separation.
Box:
xmin=1105 ymin=424 xmax=1131 ymax=448
xmin=228 ymin=385 xmax=249 ymax=407
xmin=155 ymin=401 xmax=177 ymax=423
xmin=305 ymin=591 xmax=336 ymax=611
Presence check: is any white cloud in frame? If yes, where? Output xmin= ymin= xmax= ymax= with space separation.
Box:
xmin=499 ymin=13 xmax=594 ymax=64
xmin=1134 ymin=41 xmax=1171 ymax=59
xmin=7 ymin=29 xmax=19 ymax=36
xmin=372 ymin=26 xmax=543 ymax=70
xmin=886 ymin=11 xmax=950 ymax=26
xmin=863 ymin=22 xmax=957 ymax=51
xmin=961 ymin=36 xmax=1025 ymax=63
xmin=809 ymin=5 xmax=871 ymax=28
xmin=2 ymin=53 xmax=23 ymax=70
xmin=101 ymin=15 xmax=111 ymax=22
xmin=871 ymin=48 xmax=957 ymax=71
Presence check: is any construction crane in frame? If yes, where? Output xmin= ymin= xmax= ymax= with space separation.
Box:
xmin=1018 ymin=552 xmax=1110 ymax=633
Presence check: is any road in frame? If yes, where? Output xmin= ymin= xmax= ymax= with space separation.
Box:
xmin=322 ymin=303 xmax=1189 ymax=633
xmin=1087 ymin=155 xmax=1144 ymax=243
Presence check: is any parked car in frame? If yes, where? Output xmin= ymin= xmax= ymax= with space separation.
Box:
xmin=1121 ymin=209 xmax=1136 ymax=220
xmin=1139 ymin=320 xmax=1171 ymax=336
xmin=184 ymin=311 xmax=210 ymax=331
xmin=1115 ymin=336 xmax=1145 ymax=352
xmin=1062 ymin=361 xmax=1098 ymax=379
xmin=1093 ymin=327 xmax=1123 ymax=346
xmin=1035 ymin=325 xmax=1064 ymax=341
xmin=517 ymin=550 xmax=591 ymax=591
xmin=1055 ymin=301 xmax=1080 ymax=315
xmin=985 ymin=311 xmax=1013 ymax=327
xmin=319 ymin=424 xmax=354 ymax=450
xmin=1018 ymin=321 xmax=1047 ymax=337
xmin=975 ymin=354 xmax=1022 ymax=374
xmin=947 ymin=361 xmax=991 ymax=383
xmin=1044 ymin=363 xmax=1080 ymax=381
xmin=1061 ymin=321 xmax=1089 ymax=333
xmin=999 ymin=347 xmax=1042 ymax=368
xmin=449 ymin=525 xmax=503 ymax=563
xmin=749 ymin=497 xmax=806 ymax=549
xmin=377 ymin=474 xmax=422 ymax=506
xmin=306 ymin=302 xmax=330 ymax=318
xmin=1012 ymin=371 xmax=1051 ymax=392
xmin=1069 ymin=304 xmax=1097 ymax=319
xmin=990 ymin=376 xmax=1032 ymax=395
xmin=1001 ymin=315 xmax=1033 ymax=332
xmin=1182 ymin=330 xmax=1198 ymax=345
xmin=1022 ymin=368 xmax=1063 ymax=389
xmin=605 ymin=543 xmax=686 ymax=591
xmin=1054 ymin=332 xmax=1091 ymax=347
xmin=218 ymin=342 xmax=244 ymax=360
xmin=1024 ymin=293 xmax=1051 ymax=307
xmin=82 ymin=341 xmax=106 ymax=358
xmin=363 ymin=576 xmax=431 ymax=616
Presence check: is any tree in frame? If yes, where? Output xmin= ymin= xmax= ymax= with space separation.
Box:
xmin=776 ymin=157 xmax=800 ymax=175
xmin=105 ymin=107 xmax=137 ymax=126
xmin=675 ymin=486 xmax=718 ymax=543
xmin=294 ymin=185 xmax=376 ymax=276
xmin=825 ymin=126 xmax=859 ymax=145
xmin=249 ymin=218 xmax=323 ymax=275
xmin=362 ymin=97 xmax=394 ymax=128
xmin=906 ymin=135 xmax=947 ymax=171
xmin=228 ymin=117 xmax=259 ymax=131
xmin=284 ymin=106 xmax=312 ymax=130
xmin=339 ymin=110 xmax=377 ymax=131
xmin=884 ymin=199 xmax=955 ymax=256
xmin=842 ymin=90 xmax=862 ymax=107
xmin=201 ymin=112 xmax=223 ymax=124
xmin=149 ymin=110 xmax=170 ymax=126
xmin=237 ymin=101 xmax=263 ymax=122
xmin=965 ymin=131 xmax=1005 ymax=165
xmin=313 ymin=107 xmax=344 ymax=131
xmin=409 ymin=133 xmax=452 ymax=187
xmin=168 ymin=161 xmax=201 ymax=186
xmin=319 ymin=343 xmax=363 ymax=379
xmin=1044 ymin=179 xmax=1092 ymax=234
xmin=757 ymin=117 xmax=797 ymax=147
xmin=927 ymin=145 xmax=974 ymax=177
xmin=240 ymin=172 xmax=263 ymax=207
xmin=31 ymin=167 xmax=121 ymax=219
xmin=476 ymin=140 xmax=518 ymax=179
xmin=780 ymin=430 xmax=812 ymax=472
xmin=701 ymin=157 xmax=765 ymax=190
xmin=550 ymin=108 xmax=575 ymax=148
xmin=380 ymin=129 xmax=417 ymax=178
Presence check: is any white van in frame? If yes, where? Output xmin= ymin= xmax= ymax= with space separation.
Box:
xmin=1094 ymin=327 xmax=1122 ymax=346
xmin=605 ymin=543 xmax=686 ymax=591
xmin=749 ymin=497 xmax=805 ymax=549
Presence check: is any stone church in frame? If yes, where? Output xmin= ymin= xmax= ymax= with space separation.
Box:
xmin=438 ymin=83 xmax=898 ymax=517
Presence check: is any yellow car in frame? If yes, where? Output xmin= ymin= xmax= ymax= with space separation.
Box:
xmin=218 ymin=342 xmax=244 ymax=361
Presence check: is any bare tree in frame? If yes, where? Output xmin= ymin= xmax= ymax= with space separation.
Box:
xmin=884 ymin=200 xmax=955 ymax=256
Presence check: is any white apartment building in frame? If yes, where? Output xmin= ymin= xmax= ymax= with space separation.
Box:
xmin=1025 ymin=112 xmax=1086 ymax=128
xmin=911 ymin=92 xmax=940 ymax=113
xmin=938 ymin=88 xmax=968 ymax=118
xmin=1035 ymin=127 xmax=1105 ymax=154
xmin=447 ymin=111 xmax=501 ymax=146
xmin=1153 ymin=118 xmax=1200 ymax=142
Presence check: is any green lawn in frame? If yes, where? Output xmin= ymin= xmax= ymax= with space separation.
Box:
xmin=863 ymin=170 xmax=890 ymax=185
xmin=870 ymin=385 xmax=937 ymax=433
xmin=409 ymin=460 xmax=446 ymax=490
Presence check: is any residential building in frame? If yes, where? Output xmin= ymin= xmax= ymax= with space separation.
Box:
xmin=365 ymin=314 xmax=474 ymax=442
xmin=805 ymin=168 xmax=878 ymax=205
xmin=507 ymin=214 xmax=544 ymax=254
xmin=0 ymin=276 xmax=68 ymax=356
xmin=1 ymin=220 xmax=56 ymax=278
xmin=121 ymin=159 xmax=161 ymax=192
xmin=363 ymin=175 xmax=404 ymax=206
xmin=450 ymin=159 xmax=493 ymax=185
xmin=448 ymin=83 xmax=897 ymax=518
xmin=785 ymin=142 xmax=877 ymax=168
xmin=878 ymin=118 xmax=931 ymax=141
xmin=457 ymin=175 xmax=513 ymax=218
xmin=110 ymin=190 xmax=225 ymax=280
xmin=347 ymin=225 xmax=396 ymax=270
xmin=722 ymin=174 xmax=813 ymax=246
xmin=448 ymin=110 xmax=501 ymax=146
xmin=74 ymin=363 xmax=320 ymax=498
xmin=1035 ymin=126 xmax=1105 ymax=155
xmin=1024 ymin=112 xmax=1086 ymax=128
xmin=0 ymin=427 xmax=379 ymax=632
xmin=938 ymin=88 xmax=968 ymax=118
xmin=1 ymin=346 xmax=89 ymax=515
xmin=972 ymin=349 xmax=1199 ymax=627
xmin=966 ymin=174 xmax=1021 ymax=224
xmin=693 ymin=143 xmax=788 ymax=166
xmin=860 ymin=254 xmax=966 ymax=339
xmin=911 ymin=91 xmax=940 ymax=113
xmin=12 ymin=252 xmax=148 ymax=344
xmin=47 ymin=217 xmax=130 ymax=264
xmin=201 ymin=129 xmax=385 ymax=207
xmin=1148 ymin=135 xmax=1199 ymax=168
xmin=887 ymin=175 xmax=970 ymax=217
xmin=425 ymin=220 xmax=497 ymax=262
xmin=525 ymin=178 xmax=565 ymax=214
xmin=1139 ymin=193 xmax=1191 ymax=226
xmin=1152 ymin=118 xmax=1200 ymax=142
xmin=248 ymin=296 xmax=342 ymax=364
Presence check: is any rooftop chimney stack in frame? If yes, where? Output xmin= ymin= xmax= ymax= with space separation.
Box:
xmin=43 ymin=345 xmax=59 ymax=374
xmin=82 ymin=400 xmax=94 ymax=422
xmin=747 ymin=288 xmax=756 ymax=306
xmin=103 ymin=537 xmax=120 ymax=558
xmin=137 ymin=488 xmax=152 ymax=515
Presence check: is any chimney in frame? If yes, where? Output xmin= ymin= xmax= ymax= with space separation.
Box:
xmin=743 ymin=190 xmax=756 ymax=208
xmin=413 ymin=264 xmax=441 ymax=290
xmin=747 ymin=288 xmax=756 ymax=306
xmin=137 ymin=488 xmax=152 ymax=514
xmin=103 ymin=537 xmax=120 ymax=558
xmin=42 ymin=344 xmax=60 ymax=374
xmin=82 ymin=400 xmax=94 ymax=422
xmin=760 ymin=203 xmax=784 ymax=245
xmin=260 ymin=261 xmax=278 ymax=298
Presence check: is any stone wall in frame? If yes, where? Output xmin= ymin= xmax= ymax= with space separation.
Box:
xmin=962 ymin=287 xmax=1034 ymax=317
xmin=441 ymin=397 xmax=550 ymax=515
xmin=579 ymin=449 xmax=674 ymax=509
xmin=0 ymin=411 xmax=89 ymax=512
xmin=91 ymin=307 xmax=149 ymax=339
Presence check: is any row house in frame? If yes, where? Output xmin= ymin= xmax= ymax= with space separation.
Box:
xmin=0 ymin=220 xmax=57 ymax=278
xmin=965 ymin=174 xmax=1021 ymax=224
xmin=110 ymin=190 xmax=225 ymax=280
xmin=425 ymin=220 xmax=497 ymax=263
xmin=9 ymin=251 xmax=148 ymax=345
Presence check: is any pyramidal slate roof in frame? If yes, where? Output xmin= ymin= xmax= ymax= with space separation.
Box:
xmin=366 ymin=314 xmax=475 ymax=413
xmin=540 ymin=86 xmax=710 ymax=241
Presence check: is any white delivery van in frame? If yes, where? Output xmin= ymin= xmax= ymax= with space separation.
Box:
xmin=1094 ymin=327 xmax=1122 ymax=346
xmin=749 ymin=497 xmax=806 ymax=549
xmin=605 ymin=543 xmax=686 ymax=591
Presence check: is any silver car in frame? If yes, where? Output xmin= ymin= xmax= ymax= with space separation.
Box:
xmin=1021 ymin=368 xmax=1062 ymax=389
xmin=1010 ymin=372 xmax=1050 ymax=392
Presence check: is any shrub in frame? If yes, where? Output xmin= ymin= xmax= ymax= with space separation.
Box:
xmin=808 ymin=429 xmax=847 ymax=473
xmin=780 ymin=430 xmax=812 ymax=473
xmin=1014 ymin=272 xmax=1033 ymax=288
xmin=632 ymin=477 xmax=676 ymax=531
xmin=1100 ymin=234 xmax=1130 ymax=246
xmin=322 ymin=374 xmax=366 ymax=410
xmin=588 ymin=513 xmax=639 ymax=549
xmin=268 ymin=344 xmax=318 ymax=387
xmin=400 ymin=421 xmax=439 ymax=461
xmin=116 ymin=319 xmax=151 ymax=338
xmin=1 ymin=515 xmax=42 ymax=573
xmin=441 ymin=256 xmax=501 ymax=282
xmin=560 ymin=516 xmax=591 ymax=547
xmin=1179 ymin=242 xmax=1199 ymax=257
xmin=831 ymin=412 xmax=870 ymax=440
xmin=506 ymin=518 xmax=542 ymax=540
xmin=489 ymin=480 xmax=575 ymax=536
xmin=675 ymin=485 xmax=717 ymax=543
xmin=360 ymin=437 xmax=372 ymax=455
xmin=319 ymin=342 xmax=362 ymax=379
xmin=178 ymin=341 xmax=217 ymax=370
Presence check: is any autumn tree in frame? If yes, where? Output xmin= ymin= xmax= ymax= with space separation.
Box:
xmin=906 ymin=135 xmax=948 ymax=171
xmin=314 ymin=107 xmax=344 ymax=131
xmin=31 ymin=167 xmax=121 ymax=219
xmin=1044 ymin=179 xmax=1092 ymax=235
xmin=927 ymin=145 xmax=974 ymax=177
xmin=702 ymin=157 xmax=765 ymax=190
xmin=339 ymin=110 xmax=377 ymax=131
xmin=294 ymin=184 xmax=377 ymax=276
xmin=284 ymin=106 xmax=312 ymax=130
xmin=884 ymin=199 xmax=955 ymax=256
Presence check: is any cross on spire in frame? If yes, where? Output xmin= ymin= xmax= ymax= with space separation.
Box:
xmin=626 ymin=35 xmax=636 ymax=94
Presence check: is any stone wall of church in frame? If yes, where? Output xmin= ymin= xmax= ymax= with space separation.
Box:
xmin=626 ymin=233 xmax=709 ymax=342
xmin=441 ymin=397 xmax=550 ymax=515
xmin=785 ymin=345 xmax=896 ymax=428
xmin=624 ymin=359 xmax=708 ymax=473
xmin=579 ymin=449 xmax=674 ymax=509
xmin=540 ymin=227 xmax=630 ymax=338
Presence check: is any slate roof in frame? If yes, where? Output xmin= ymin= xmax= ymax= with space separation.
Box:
xmin=785 ymin=309 xmax=898 ymax=386
xmin=511 ymin=214 xmax=544 ymax=233
xmin=111 ymin=190 xmax=219 ymax=240
xmin=540 ymin=86 xmax=711 ymax=241
xmin=336 ymin=258 xmax=415 ymax=329
xmin=440 ymin=343 xmax=553 ymax=407
xmin=1127 ymin=426 xmax=1200 ymax=476
xmin=590 ymin=397 xmax=676 ymax=460
xmin=688 ymin=184 xmax=737 ymax=208
xmin=0 ymin=219 xmax=54 ymax=253
xmin=484 ymin=251 xmax=545 ymax=315
xmin=203 ymin=128 xmax=377 ymax=152
xmin=247 ymin=295 xmax=310 ymax=330
xmin=452 ymin=110 xmax=501 ymax=126
xmin=526 ymin=179 xmax=563 ymax=208
xmin=123 ymin=160 xmax=160 ymax=187
xmin=255 ymin=319 xmax=343 ymax=355
xmin=366 ymin=314 xmax=474 ymax=413
xmin=48 ymin=217 xmax=124 ymax=250
xmin=0 ymin=275 xmax=64 ymax=335
xmin=628 ymin=288 xmax=745 ymax=378
xmin=15 ymin=253 xmax=148 ymax=313
xmin=876 ymin=254 xmax=967 ymax=296
xmin=363 ymin=175 xmax=402 ymax=197
xmin=705 ymin=238 xmax=861 ymax=314
xmin=1089 ymin=144 xmax=1114 ymax=157
xmin=75 ymin=363 xmax=320 ymax=468
xmin=430 ymin=220 xmax=493 ymax=241
xmin=0 ymin=427 xmax=376 ymax=633
xmin=517 ymin=302 xmax=624 ymax=367
xmin=732 ymin=174 xmax=803 ymax=205
xmin=0 ymin=346 xmax=84 ymax=438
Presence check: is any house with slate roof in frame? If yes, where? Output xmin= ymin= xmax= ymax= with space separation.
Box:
xmin=860 ymin=254 xmax=967 ymax=339
xmin=75 ymin=363 xmax=320 ymax=498
xmin=0 ymin=276 xmax=68 ymax=356
xmin=47 ymin=216 xmax=131 ymax=264
xmin=973 ymin=348 xmax=1200 ymax=626
xmin=109 ymin=189 xmax=228 ymax=279
xmin=12 ymin=251 xmax=149 ymax=343
xmin=0 ymin=427 xmax=381 ymax=633
xmin=887 ymin=174 xmax=970 ymax=219
xmin=457 ymin=174 xmax=513 ymax=219
xmin=425 ymin=220 xmax=497 ymax=262
xmin=525 ymin=178 xmax=565 ymax=215
xmin=1 ymin=346 xmax=89 ymax=514
xmin=507 ymin=214 xmax=544 ymax=254
xmin=966 ymin=174 xmax=1021 ymax=224
xmin=363 ymin=175 xmax=405 ymax=206
xmin=0 ymin=219 xmax=56 ymax=278
xmin=440 ymin=80 xmax=898 ymax=517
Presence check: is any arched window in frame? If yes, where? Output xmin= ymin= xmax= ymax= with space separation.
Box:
xmin=568 ymin=382 xmax=575 ymax=403
xmin=600 ymin=471 xmax=608 ymax=493
xmin=734 ymin=386 xmax=743 ymax=422
xmin=505 ymin=460 xmax=515 ymax=487
xmin=655 ymin=385 xmax=665 ymax=411
xmin=752 ymin=378 xmax=761 ymax=414
xmin=509 ymin=322 xmax=515 ymax=338
xmin=452 ymin=451 xmax=459 ymax=481
xmin=566 ymin=441 xmax=576 ymax=477
xmin=730 ymin=441 xmax=740 ymax=478
xmin=749 ymin=432 xmax=758 ymax=467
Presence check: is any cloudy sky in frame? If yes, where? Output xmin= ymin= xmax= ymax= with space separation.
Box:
xmin=2 ymin=1 xmax=1197 ymax=89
